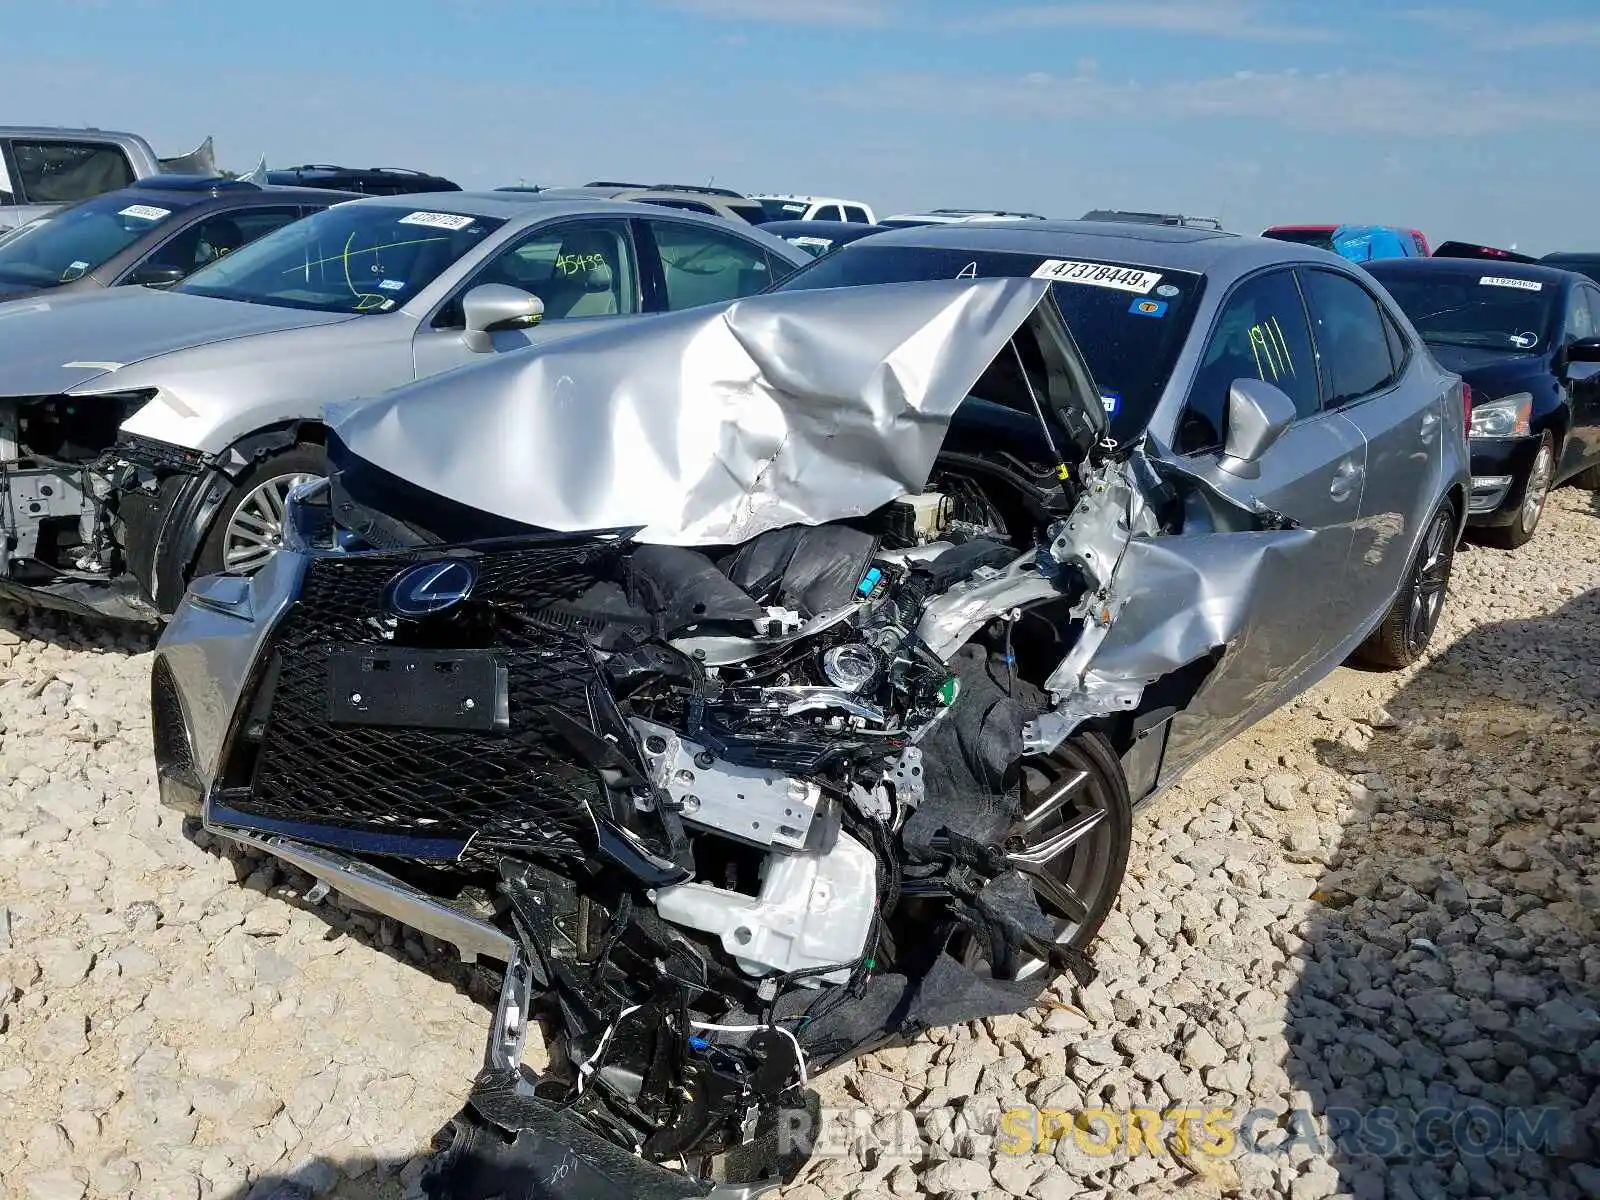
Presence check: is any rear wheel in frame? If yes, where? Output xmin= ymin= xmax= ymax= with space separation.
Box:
xmin=1481 ymin=432 xmax=1554 ymax=550
xmin=193 ymin=443 xmax=327 ymax=579
xmin=1356 ymin=500 xmax=1456 ymax=669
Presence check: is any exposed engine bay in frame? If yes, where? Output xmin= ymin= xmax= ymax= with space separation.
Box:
xmin=0 ymin=393 xmax=145 ymax=582
xmin=0 ymin=389 xmax=301 ymax=620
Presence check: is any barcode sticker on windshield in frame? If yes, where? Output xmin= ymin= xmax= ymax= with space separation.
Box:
xmin=397 ymin=211 xmax=475 ymax=231
xmin=1480 ymin=276 xmax=1542 ymax=291
xmin=1034 ymin=259 xmax=1162 ymax=294
xmin=119 ymin=204 xmax=171 ymax=222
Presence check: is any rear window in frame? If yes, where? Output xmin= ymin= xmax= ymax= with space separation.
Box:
xmin=772 ymin=243 xmax=1204 ymax=443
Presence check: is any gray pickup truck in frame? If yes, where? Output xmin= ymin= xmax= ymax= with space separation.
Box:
xmin=0 ymin=126 xmax=215 ymax=231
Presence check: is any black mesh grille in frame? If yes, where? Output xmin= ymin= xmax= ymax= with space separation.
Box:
xmin=234 ymin=540 xmax=633 ymax=860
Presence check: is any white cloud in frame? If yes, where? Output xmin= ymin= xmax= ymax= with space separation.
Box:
xmin=830 ymin=67 xmax=1600 ymax=137
xmin=955 ymin=1 xmax=1337 ymax=44
xmin=655 ymin=0 xmax=897 ymax=26
xmin=1405 ymin=8 xmax=1600 ymax=49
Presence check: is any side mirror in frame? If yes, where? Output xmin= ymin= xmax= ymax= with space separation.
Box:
xmin=1566 ymin=335 xmax=1600 ymax=363
xmin=1217 ymin=377 xmax=1296 ymax=479
xmin=462 ymin=284 xmax=544 ymax=353
xmin=127 ymin=264 xmax=188 ymax=288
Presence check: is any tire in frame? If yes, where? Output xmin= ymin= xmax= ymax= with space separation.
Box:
xmin=1355 ymin=499 xmax=1457 ymax=670
xmin=1011 ymin=729 xmax=1133 ymax=954
xmin=951 ymin=723 xmax=1132 ymax=981
xmin=1480 ymin=432 xmax=1555 ymax=550
xmin=192 ymin=443 xmax=327 ymax=580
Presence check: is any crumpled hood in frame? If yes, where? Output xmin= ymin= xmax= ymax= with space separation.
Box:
xmin=0 ymin=287 xmax=355 ymax=395
xmin=329 ymin=277 xmax=1063 ymax=546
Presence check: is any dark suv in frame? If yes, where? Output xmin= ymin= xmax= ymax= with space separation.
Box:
xmin=263 ymin=165 xmax=459 ymax=195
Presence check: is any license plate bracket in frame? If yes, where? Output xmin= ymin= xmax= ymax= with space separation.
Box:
xmin=326 ymin=647 xmax=508 ymax=732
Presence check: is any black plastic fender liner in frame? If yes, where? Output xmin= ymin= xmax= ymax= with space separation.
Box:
xmin=425 ymin=1071 xmax=715 ymax=1200
xmin=140 ymin=424 xmax=306 ymax=614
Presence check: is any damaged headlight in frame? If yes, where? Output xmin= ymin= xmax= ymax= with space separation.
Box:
xmin=1468 ymin=392 xmax=1532 ymax=439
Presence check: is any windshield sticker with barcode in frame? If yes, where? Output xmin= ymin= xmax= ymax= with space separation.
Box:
xmin=397 ymin=211 xmax=476 ymax=231
xmin=119 ymin=204 xmax=171 ymax=222
xmin=1480 ymin=276 xmax=1542 ymax=291
xmin=1033 ymin=259 xmax=1162 ymax=293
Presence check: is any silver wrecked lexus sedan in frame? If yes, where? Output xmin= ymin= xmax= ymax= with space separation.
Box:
xmin=149 ymin=230 xmax=1469 ymax=1198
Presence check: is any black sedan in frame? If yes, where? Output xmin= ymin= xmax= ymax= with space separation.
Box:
xmin=1367 ymin=256 xmax=1600 ymax=547
xmin=758 ymin=218 xmax=892 ymax=258
xmin=0 ymin=174 xmax=350 ymax=301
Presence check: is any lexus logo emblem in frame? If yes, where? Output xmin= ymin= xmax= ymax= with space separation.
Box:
xmin=383 ymin=559 xmax=478 ymax=617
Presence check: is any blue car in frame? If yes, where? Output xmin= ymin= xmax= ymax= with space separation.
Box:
xmin=1264 ymin=224 xmax=1431 ymax=263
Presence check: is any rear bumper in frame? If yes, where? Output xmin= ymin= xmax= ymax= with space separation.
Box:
xmin=1467 ymin=433 xmax=1541 ymax=526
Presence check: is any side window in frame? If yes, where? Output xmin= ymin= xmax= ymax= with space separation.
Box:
xmin=1410 ymin=233 xmax=1429 ymax=257
xmin=1177 ymin=270 xmax=1319 ymax=455
xmin=1299 ymin=270 xmax=1400 ymax=407
xmin=10 ymin=140 xmax=135 ymax=204
xmin=842 ymin=206 xmax=870 ymax=224
xmin=1380 ymin=306 xmax=1411 ymax=376
xmin=1584 ymin=288 xmax=1600 ymax=338
xmin=136 ymin=207 xmax=304 ymax=280
xmin=436 ymin=219 xmax=637 ymax=327
xmin=646 ymin=219 xmax=776 ymax=310
xmin=1563 ymin=288 xmax=1597 ymax=343
xmin=815 ymin=205 xmax=844 ymax=222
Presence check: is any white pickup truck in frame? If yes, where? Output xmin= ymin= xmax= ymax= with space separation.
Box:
xmin=0 ymin=126 xmax=215 ymax=231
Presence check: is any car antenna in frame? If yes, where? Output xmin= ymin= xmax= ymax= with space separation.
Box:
xmin=1009 ymin=336 xmax=1076 ymax=497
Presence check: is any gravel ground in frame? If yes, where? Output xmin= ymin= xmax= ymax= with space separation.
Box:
xmin=0 ymin=488 xmax=1596 ymax=1200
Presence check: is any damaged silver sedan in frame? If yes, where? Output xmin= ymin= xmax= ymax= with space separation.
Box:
xmin=151 ymin=238 xmax=1469 ymax=1198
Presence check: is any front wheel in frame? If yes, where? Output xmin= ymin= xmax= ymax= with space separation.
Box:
xmin=193 ymin=443 xmax=327 ymax=579
xmin=1481 ymin=432 xmax=1554 ymax=550
xmin=1355 ymin=500 xmax=1457 ymax=670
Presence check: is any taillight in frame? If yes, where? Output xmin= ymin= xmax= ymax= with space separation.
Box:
xmin=1461 ymin=382 xmax=1473 ymax=426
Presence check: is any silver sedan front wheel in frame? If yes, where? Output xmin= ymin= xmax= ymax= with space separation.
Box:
xmin=221 ymin=471 xmax=321 ymax=573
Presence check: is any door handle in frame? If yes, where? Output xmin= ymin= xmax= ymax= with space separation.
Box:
xmin=1329 ymin=459 xmax=1363 ymax=502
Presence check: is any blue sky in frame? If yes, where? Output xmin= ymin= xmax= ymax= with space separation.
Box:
xmin=2 ymin=0 xmax=1591 ymax=251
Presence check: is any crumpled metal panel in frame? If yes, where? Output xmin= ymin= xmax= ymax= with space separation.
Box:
xmin=328 ymin=277 xmax=1054 ymax=547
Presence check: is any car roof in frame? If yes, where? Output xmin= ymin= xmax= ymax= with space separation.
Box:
xmin=1363 ymin=256 xmax=1578 ymax=287
xmin=1542 ymin=251 xmax=1600 ymax=263
xmin=123 ymin=181 xmax=354 ymax=205
xmin=854 ymin=219 xmax=1311 ymax=276
xmin=536 ymin=185 xmax=756 ymax=208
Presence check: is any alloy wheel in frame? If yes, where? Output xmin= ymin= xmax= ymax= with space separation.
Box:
xmin=1521 ymin=441 xmax=1555 ymax=535
xmin=1001 ymin=738 xmax=1128 ymax=979
xmin=222 ymin=472 xmax=320 ymax=573
xmin=1404 ymin=508 xmax=1455 ymax=656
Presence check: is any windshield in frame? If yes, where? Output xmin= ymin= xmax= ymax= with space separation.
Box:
xmin=174 ymin=203 xmax=505 ymax=313
xmin=1374 ymin=272 xmax=1558 ymax=352
xmin=0 ymin=191 xmax=197 ymax=288
xmin=757 ymin=198 xmax=812 ymax=222
xmin=1262 ymin=228 xmax=1336 ymax=252
xmin=771 ymin=244 xmax=1204 ymax=442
